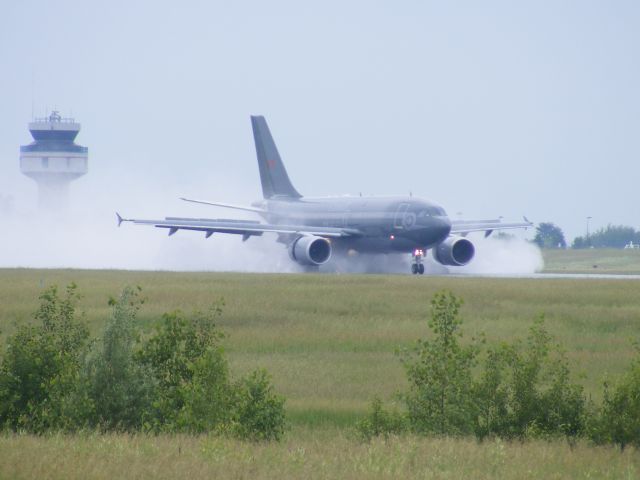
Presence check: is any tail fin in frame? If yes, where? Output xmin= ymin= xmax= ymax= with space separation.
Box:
xmin=251 ymin=115 xmax=302 ymax=199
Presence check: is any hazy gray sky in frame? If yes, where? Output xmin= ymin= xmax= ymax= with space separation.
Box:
xmin=1 ymin=0 xmax=638 ymax=241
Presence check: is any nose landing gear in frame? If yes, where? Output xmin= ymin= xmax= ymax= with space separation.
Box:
xmin=411 ymin=249 xmax=425 ymax=275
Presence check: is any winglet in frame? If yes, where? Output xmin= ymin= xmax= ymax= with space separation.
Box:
xmin=116 ymin=212 xmax=125 ymax=227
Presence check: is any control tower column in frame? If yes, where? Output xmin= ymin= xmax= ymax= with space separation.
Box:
xmin=19 ymin=111 xmax=88 ymax=210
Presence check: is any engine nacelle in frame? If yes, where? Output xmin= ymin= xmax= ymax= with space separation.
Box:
xmin=289 ymin=235 xmax=332 ymax=266
xmin=432 ymin=236 xmax=475 ymax=266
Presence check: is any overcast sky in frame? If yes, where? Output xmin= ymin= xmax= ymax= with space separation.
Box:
xmin=1 ymin=0 xmax=638 ymax=241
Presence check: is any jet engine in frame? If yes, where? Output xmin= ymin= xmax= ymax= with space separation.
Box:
xmin=289 ymin=235 xmax=332 ymax=266
xmin=432 ymin=236 xmax=475 ymax=266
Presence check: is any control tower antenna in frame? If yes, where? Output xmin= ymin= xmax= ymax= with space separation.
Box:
xmin=19 ymin=110 xmax=88 ymax=210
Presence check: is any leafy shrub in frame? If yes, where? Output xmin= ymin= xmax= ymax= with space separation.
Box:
xmin=363 ymin=291 xmax=586 ymax=443
xmin=176 ymin=347 xmax=233 ymax=433
xmin=472 ymin=345 xmax=511 ymax=440
xmin=356 ymin=397 xmax=406 ymax=441
xmin=81 ymin=286 xmax=157 ymax=431
xmin=400 ymin=291 xmax=480 ymax=436
xmin=588 ymin=346 xmax=640 ymax=449
xmin=0 ymin=285 xmax=286 ymax=441
xmin=0 ymin=284 xmax=90 ymax=432
xmin=231 ymin=369 xmax=287 ymax=441
xmin=474 ymin=318 xmax=585 ymax=440
xmin=135 ymin=305 xmax=226 ymax=431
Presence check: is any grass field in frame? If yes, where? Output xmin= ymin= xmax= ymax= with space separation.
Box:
xmin=542 ymin=248 xmax=640 ymax=274
xmin=1 ymin=268 xmax=639 ymax=478
xmin=1 ymin=430 xmax=638 ymax=480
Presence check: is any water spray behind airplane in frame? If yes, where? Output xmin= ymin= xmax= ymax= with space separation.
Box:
xmin=118 ymin=116 xmax=532 ymax=274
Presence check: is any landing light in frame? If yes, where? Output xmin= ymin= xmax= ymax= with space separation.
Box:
xmin=390 ymin=235 xmax=395 ymax=240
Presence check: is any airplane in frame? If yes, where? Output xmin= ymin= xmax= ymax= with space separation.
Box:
xmin=117 ymin=116 xmax=532 ymax=274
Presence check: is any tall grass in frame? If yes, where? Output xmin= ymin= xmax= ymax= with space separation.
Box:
xmin=1 ymin=269 xmax=640 ymax=477
xmin=0 ymin=429 xmax=638 ymax=479
xmin=543 ymin=248 xmax=640 ymax=274
xmin=1 ymin=269 xmax=640 ymax=426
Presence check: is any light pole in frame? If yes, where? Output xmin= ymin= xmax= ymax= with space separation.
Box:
xmin=586 ymin=216 xmax=592 ymax=247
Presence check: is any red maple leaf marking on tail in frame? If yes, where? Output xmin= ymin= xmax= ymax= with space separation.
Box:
xmin=267 ymin=160 xmax=277 ymax=169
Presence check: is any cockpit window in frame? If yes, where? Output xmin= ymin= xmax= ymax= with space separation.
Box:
xmin=417 ymin=206 xmax=447 ymax=217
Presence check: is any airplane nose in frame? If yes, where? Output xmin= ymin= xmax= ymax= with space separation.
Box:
xmin=437 ymin=217 xmax=452 ymax=242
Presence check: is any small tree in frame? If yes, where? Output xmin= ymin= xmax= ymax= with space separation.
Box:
xmin=231 ymin=369 xmax=287 ymax=441
xmin=534 ymin=222 xmax=567 ymax=249
xmin=472 ymin=345 xmax=511 ymax=439
xmin=82 ymin=286 xmax=157 ymax=431
xmin=355 ymin=397 xmax=406 ymax=441
xmin=589 ymin=346 xmax=640 ymax=450
xmin=400 ymin=291 xmax=480 ymax=435
xmin=0 ymin=284 xmax=90 ymax=432
xmin=473 ymin=318 xmax=585 ymax=440
xmin=135 ymin=305 xmax=225 ymax=430
xmin=176 ymin=347 xmax=233 ymax=433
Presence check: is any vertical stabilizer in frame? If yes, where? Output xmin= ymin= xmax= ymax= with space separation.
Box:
xmin=251 ymin=116 xmax=302 ymax=199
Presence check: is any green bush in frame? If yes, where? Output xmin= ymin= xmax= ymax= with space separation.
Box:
xmin=355 ymin=397 xmax=406 ymax=441
xmin=81 ymin=286 xmax=157 ymax=431
xmin=364 ymin=291 xmax=586 ymax=443
xmin=0 ymin=285 xmax=286 ymax=441
xmin=474 ymin=319 xmax=585 ymax=440
xmin=399 ymin=291 xmax=480 ymax=436
xmin=231 ymin=369 xmax=287 ymax=442
xmin=472 ymin=345 xmax=511 ymax=440
xmin=0 ymin=284 xmax=90 ymax=432
xmin=588 ymin=346 xmax=640 ymax=449
xmin=176 ymin=347 xmax=233 ymax=433
xmin=135 ymin=305 xmax=226 ymax=431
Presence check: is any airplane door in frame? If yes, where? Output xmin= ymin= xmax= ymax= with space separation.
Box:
xmin=394 ymin=203 xmax=410 ymax=229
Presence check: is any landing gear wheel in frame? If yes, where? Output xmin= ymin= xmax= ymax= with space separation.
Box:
xmin=410 ymin=248 xmax=426 ymax=275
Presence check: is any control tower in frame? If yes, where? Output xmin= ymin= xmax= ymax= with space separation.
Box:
xmin=20 ymin=111 xmax=88 ymax=210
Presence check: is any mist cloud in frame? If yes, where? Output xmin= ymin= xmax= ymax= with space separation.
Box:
xmin=1 ymin=206 xmax=542 ymax=275
xmin=450 ymin=234 xmax=544 ymax=275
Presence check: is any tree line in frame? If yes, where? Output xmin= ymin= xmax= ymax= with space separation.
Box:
xmin=534 ymin=222 xmax=640 ymax=249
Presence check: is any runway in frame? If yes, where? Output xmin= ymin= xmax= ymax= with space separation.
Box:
xmin=448 ymin=273 xmax=640 ymax=280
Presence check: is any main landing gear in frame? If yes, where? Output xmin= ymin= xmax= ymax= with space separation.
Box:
xmin=411 ymin=249 xmax=425 ymax=275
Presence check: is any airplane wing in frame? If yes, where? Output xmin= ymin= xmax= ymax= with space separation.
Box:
xmin=179 ymin=197 xmax=266 ymax=213
xmin=450 ymin=217 xmax=533 ymax=237
xmin=116 ymin=213 xmax=361 ymax=238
